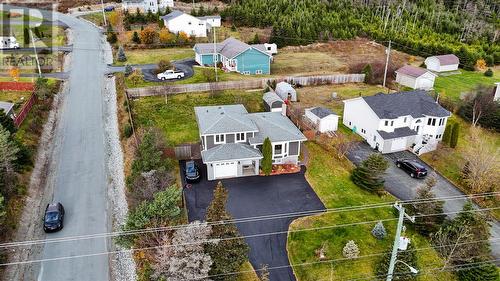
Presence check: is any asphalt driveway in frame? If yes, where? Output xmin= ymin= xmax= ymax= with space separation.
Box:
xmin=108 ymin=58 xmax=196 ymax=82
xmin=346 ymin=142 xmax=500 ymax=261
xmin=182 ymin=161 xmax=325 ymax=281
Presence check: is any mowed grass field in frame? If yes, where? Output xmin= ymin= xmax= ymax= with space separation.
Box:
xmin=132 ymin=90 xmax=265 ymax=146
xmin=288 ymin=143 xmax=456 ymax=281
xmin=0 ymin=90 xmax=33 ymax=112
xmin=434 ymin=69 xmax=500 ymax=102
xmin=114 ymin=48 xmax=195 ymax=66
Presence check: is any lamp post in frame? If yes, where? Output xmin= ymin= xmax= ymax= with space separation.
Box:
xmin=395 ymin=260 xmax=419 ymax=275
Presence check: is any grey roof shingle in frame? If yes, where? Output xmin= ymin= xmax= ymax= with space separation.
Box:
xmin=160 ymin=10 xmax=186 ymax=22
xmin=432 ymin=54 xmax=460 ymax=66
xmin=263 ymin=92 xmax=283 ymax=107
xmin=0 ymin=101 xmax=14 ymax=115
xmin=198 ymin=15 xmax=221 ymax=20
xmin=310 ymin=107 xmax=336 ymax=119
xmin=218 ymin=37 xmax=250 ymax=58
xmin=248 ymin=112 xmax=306 ymax=144
xmin=377 ymin=127 xmax=418 ymax=140
xmin=194 ymin=43 xmax=218 ymax=55
xmin=201 ymin=143 xmax=262 ymax=162
xmin=251 ymin=44 xmax=266 ymax=53
xmin=395 ymin=65 xmax=432 ymax=78
xmin=362 ymin=90 xmax=451 ymax=119
xmin=194 ymin=105 xmax=258 ymax=135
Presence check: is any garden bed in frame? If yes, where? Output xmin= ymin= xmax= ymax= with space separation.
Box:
xmin=259 ymin=164 xmax=301 ymax=176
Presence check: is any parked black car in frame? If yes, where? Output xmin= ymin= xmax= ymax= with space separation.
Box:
xmin=396 ymin=159 xmax=428 ymax=178
xmin=104 ymin=6 xmax=115 ymax=12
xmin=43 ymin=203 xmax=65 ymax=233
xmin=184 ymin=160 xmax=201 ymax=183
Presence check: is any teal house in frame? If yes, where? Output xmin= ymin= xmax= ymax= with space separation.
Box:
xmin=194 ymin=37 xmax=272 ymax=75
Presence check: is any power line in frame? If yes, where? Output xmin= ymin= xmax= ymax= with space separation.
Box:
xmin=0 ymin=207 xmax=497 ymax=267
xmin=0 ymin=191 xmax=497 ymax=249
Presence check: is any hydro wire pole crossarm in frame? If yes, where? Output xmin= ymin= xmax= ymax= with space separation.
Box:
xmin=386 ymin=202 xmax=415 ymax=281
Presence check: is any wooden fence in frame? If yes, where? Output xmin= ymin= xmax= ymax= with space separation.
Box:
xmin=127 ymin=74 xmax=365 ymax=98
xmin=165 ymin=143 xmax=201 ymax=160
xmin=14 ymin=92 xmax=36 ymax=127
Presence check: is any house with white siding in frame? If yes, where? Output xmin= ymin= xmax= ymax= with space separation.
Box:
xmin=424 ymin=54 xmax=460 ymax=72
xmin=343 ymin=90 xmax=451 ymax=155
xmin=494 ymin=82 xmax=500 ymax=101
xmin=122 ymin=0 xmax=173 ymax=13
xmin=195 ymin=105 xmax=306 ymax=180
xmin=395 ymin=65 xmax=437 ymax=90
xmin=160 ymin=10 xmax=221 ymax=38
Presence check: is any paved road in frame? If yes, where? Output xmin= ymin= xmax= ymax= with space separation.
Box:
xmin=22 ymin=10 xmax=111 ymax=281
xmin=0 ymin=45 xmax=73 ymax=53
xmin=183 ymin=161 xmax=325 ymax=281
xmin=346 ymin=142 xmax=500 ymax=261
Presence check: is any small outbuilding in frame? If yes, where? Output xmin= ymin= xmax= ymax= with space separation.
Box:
xmin=395 ymin=65 xmax=437 ymax=90
xmin=494 ymin=82 xmax=500 ymax=101
xmin=275 ymin=82 xmax=297 ymax=102
xmin=424 ymin=54 xmax=459 ymax=72
xmin=263 ymin=92 xmax=284 ymax=112
xmin=305 ymin=107 xmax=339 ymax=133
xmin=0 ymin=101 xmax=15 ymax=118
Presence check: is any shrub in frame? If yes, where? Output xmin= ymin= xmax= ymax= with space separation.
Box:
xmin=362 ymin=64 xmax=373 ymax=84
xmin=116 ymin=46 xmax=127 ymax=62
xmin=132 ymin=31 xmax=141 ymax=44
xmin=342 ymin=240 xmax=359 ymax=259
xmin=450 ymin=122 xmax=459 ymax=148
xmin=123 ymin=124 xmax=133 ymax=138
xmin=201 ymin=68 xmax=216 ymax=82
xmin=124 ymin=65 xmax=133 ymax=76
xmin=155 ymin=59 xmax=172 ymax=74
xmin=371 ymin=221 xmax=387 ymax=239
xmin=261 ymin=137 xmax=272 ymax=175
xmin=442 ymin=123 xmax=452 ymax=146
xmin=457 ymin=259 xmax=499 ymax=281
xmin=107 ymin=32 xmax=117 ymax=44
xmin=140 ymin=27 xmax=158 ymax=44
xmin=159 ymin=28 xmax=174 ymax=44
xmin=484 ymin=68 xmax=493 ymax=77
xmin=128 ymin=69 xmax=144 ymax=87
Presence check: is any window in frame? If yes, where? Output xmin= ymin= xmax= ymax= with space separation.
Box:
xmin=236 ymin=133 xmax=245 ymax=142
xmin=373 ymin=135 xmax=377 ymax=142
xmin=188 ymin=22 xmax=192 ymax=25
xmin=403 ymin=117 xmax=407 ymax=123
xmin=349 ymin=121 xmax=352 ymax=126
xmin=384 ymin=120 xmax=388 ymax=126
xmin=390 ymin=121 xmax=394 ymax=126
xmin=255 ymin=70 xmax=263 ymax=74
xmin=243 ymin=71 xmax=250 ymax=75
xmin=427 ymin=118 xmax=432 ymax=125
xmin=361 ymin=129 xmax=366 ymax=134
xmin=215 ymin=134 xmax=225 ymax=144
xmin=274 ymin=144 xmax=283 ymax=155
xmin=432 ymin=119 xmax=436 ymax=126
xmin=267 ymin=46 xmax=272 ymax=51
xmin=436 ymin=135 xmax=439 ymax=139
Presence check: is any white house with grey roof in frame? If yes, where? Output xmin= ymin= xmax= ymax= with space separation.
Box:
xmin=160 ymin=10 xmax=221 ymax=38
xmin=305 ymin=107 xmax=339 ymax=133
xmin=122 ymin=0 xmax=173 ymax=13
xmin=343 ymin=90 xmax=451 ymax=155
xmin=425 ymin=54 xmax=460 ymax=72
xmin=195 ymin=104 xmax=306 ymax=180
xmin=395 ymin=65 xmax=437 ymax=90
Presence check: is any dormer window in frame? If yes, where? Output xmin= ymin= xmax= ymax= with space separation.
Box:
xmin=215 ymin=134 xmax=225 ymax=144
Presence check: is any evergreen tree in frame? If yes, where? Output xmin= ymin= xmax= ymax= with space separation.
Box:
xmin=23 ymin=28 xmax=29 ymax=46
xmin=251 ymin=33 xmax=260 ymax=44
xmin=371 ymin=221 xmax=387 ymax=240
xmin=457 ymin=259 xmax=499 ymax=281
xmin=450 ymin=122 xmax=460 ymax=148
xmin=409 ymin=177 xmax=445 ymax=236
xmin=132 ymin=31 xmax=141 ymax=44
xmin=351 ymin=153 xmax=388 ymax=194
xmin=376 ymin=243 xmax=418 ymax=281
xmin=117 ymin=46 xmax=127 ymax=62
xmin=0 ymin=110 xmax=16 ymax=134
xmin=0 ymin=125 xmax=20 ymax=172
xmin=442 ymin=123 xmax=452 ymax=146
xmin=205 ymin=182 xmax=249 ymax=281
xmin=342 ymin=240 xmax=360 ymax=259
xmin=362 ymin=64 xmax=373 ymax=84
xmin=261 ymin=137 xmax=272 ymax=175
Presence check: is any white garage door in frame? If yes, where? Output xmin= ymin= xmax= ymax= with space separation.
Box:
xmin=214 ymin=162 xmax=238 ymax=178
xmin=391 ymin=138 xmax=407 ymax=152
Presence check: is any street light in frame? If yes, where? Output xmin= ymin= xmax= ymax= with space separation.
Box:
xmin=395 ymin=260 xmax=418 ymax=274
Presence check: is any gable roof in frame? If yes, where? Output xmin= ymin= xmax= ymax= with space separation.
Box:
xmin=309 ymin=107 xmax=337 ymax=119
xmin=201 ymin=143 xmax=262 ymax=162
xmin=362 ymin=90 xmax=451 ymax=119
xmin=248 ymin=112 xmax=306 ymax=144
xmin=395 ymin=65 xmax=435 ymax=78
xmin=194 ymin=105 xmax=258 ymax=135
xmin=160 ymin=10 xmax=193 ymax=22
xmin=0 ymin=101 xmax=14 ymax=115
xmin=193 ymin=37 xmax=271 ymax=58
xmin=263 ymin=92 xmax=283 ymax=107
xmin=429 ymin=54 xmax=460 ymax=66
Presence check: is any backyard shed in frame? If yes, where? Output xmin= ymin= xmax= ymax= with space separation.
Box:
xmin=305 ymin=107 xmax=339 ymax=133
xmin=424 ymin=54 xmax=459 ymax=72
xmin=395 ymin=65 xmax=436 ymax=90
xmin=0 ymin=101 xmax=15 ymax=118
xmin=263 ymin=92 xmax=284 ymax=112
xmin=275 ymin=82 xmax=297 ymax=102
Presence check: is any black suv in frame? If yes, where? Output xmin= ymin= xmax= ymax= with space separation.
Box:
xmin=396 ymin=159 xmax=428 ymax=178
xmin=184 ymin=160 xmax=201 ymax=183
xmin=43 ymin=203 xmax=65 ymax=233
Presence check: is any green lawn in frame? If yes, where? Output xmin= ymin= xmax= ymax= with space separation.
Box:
xmin=434 ymin=69 xmax=500 ymax=102
xmin=132 ymin=90 xmax=265 ymax=146
xmin=287 ymin=143 xmax=456 ymax=281
xmin=114 ymin=48 xmax=195 ymax=66
xmin=5 ymin=24 xmax=66 ymax=48
xmin=80 ymin=12 xmax=110 ymax=27
xmin=420 ymin=116 xmax=500 ymax=218
xmin=0 ymin=90 xmax=33 ymax=112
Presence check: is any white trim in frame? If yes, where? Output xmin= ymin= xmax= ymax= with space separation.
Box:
xmin=214 ymin=134 xmax=225 ymax=144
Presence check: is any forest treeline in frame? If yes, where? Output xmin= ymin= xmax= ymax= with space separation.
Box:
xmin=222 ymin=0 xmax=500 ymax=69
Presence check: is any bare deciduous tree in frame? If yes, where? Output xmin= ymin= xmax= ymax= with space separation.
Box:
xmin=462 ymin=127 xmax=500 ymax=194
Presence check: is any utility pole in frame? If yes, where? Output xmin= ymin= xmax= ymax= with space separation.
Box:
xmin=386 ymin=203 xmax=415 ymax=281
xmin=101 ymin=0 xmax=107 ymax=26
xmin=29 ymin=29 xmax=42 ymax=78
xmin=213 ymin=26 xmax=218 ymax=82
xmin=383 ymin=40 xmax=391 ymax=89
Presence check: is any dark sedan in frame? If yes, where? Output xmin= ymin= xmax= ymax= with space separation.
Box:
xmin=396 ymin=159 xmax=428 ymax=178
xmin=43 ymin=203 xmax=65 ymax=233
xmin=184 ymin=160 xmax=201 ymax=183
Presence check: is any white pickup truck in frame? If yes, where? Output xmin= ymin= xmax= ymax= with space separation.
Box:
xmin=157 ymin=69 xmax=185 ymax=81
